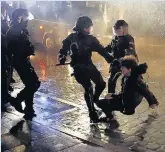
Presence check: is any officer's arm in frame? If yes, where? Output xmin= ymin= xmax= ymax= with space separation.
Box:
xmin=125 ymin=37 xmax=139 ymax=61
xmin=105 ymin=42 xmax=112 ymax=53
xmin=58 ymin=37 xmax=71 ymax=65
xmin=92 ymin=37 xmax=113 ymax=63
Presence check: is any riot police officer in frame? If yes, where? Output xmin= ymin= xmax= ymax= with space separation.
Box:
xmin=58 ymin=16 xmax=113 ymax=124
xmin=1 ymin=4 xmax=9 ymax=111
xmin=6 ymin=8 xmax=40 ymax=119
xmin=106 ymin=20 xmax=138 ymax=93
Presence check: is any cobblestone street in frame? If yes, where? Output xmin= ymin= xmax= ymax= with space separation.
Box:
xmin=1 ymin=38 xmax=165 ymax=152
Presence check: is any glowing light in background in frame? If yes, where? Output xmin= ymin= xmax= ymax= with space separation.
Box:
xmin=30 ymin=55 xmax=35 ymax=60
xmin=68 ymin=29 xmax=72 ymax=35
xmin=39 ymin=60 xmax=46 ymax=81
xmin=40 ymin=25 xmax=43 ymax=29
xmin=103 ymin=4 xmax=108 ymax=28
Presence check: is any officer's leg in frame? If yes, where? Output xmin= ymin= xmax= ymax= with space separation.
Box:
xmin=13 ymin=59 xmax=40 ymax=116
xmin=87 ymin=64 xmax=106 ymax=103
xmin=2 ymin=54 xmax=11 ymax=111
xmin=108 ymin=71 xmax=117 ymax=93
xmin=74 ymin=69 xmax=98 ymax=123
xmin=1 ymin=68 xmax=8 ymax=112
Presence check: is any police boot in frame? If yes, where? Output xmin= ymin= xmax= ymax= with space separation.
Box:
xmin=23 ymin=111 xmax=36 ymax=120
xmin=11 ymin=78 xmax=16 ymax=83
xmin=9 ymin=96 xmax=24 ymax=113
xmin=23 ymin=106 xmax=36 ymax=120
xmin=23 ymin=96 xmax=36 ymax=120
xmin=89 ymin=111 xmax=99 ymax=124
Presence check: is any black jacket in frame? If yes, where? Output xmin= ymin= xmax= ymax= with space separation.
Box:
xmin=1 ymin=33 xmax=8 ymax=72
xmin=112 ymin=63 xmax=158 ymax=115
xmin=106 ymin=34 xmax=138 ymax=60
xmin=6 ymin=24 xmax=35 ymax=59
xmin=58 ymin=32 xmax=113 ymax=67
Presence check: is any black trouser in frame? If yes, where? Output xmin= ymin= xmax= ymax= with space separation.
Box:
xmin=1 ymin=55 xmax=9 ymax=108
xmin=73 ymin=63 xmax=106 ymax=120
xmin=97 ymin=97 xmax=124 ymax=117
xmin=13 ymin=57 xmax=40 ymax=111
xmin=108 ymin=62 xmax=121 ymax=93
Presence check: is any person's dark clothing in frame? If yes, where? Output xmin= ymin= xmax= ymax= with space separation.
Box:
xmin=6 ymin=25 xmax=40 ymax=115
xmin=1 ymin=18 xmax=11 ymax=111
xmin=106 ymin=34 xmax=138 ymax=93
xmin=97 ymin=63 xmax=158 ymax=116
xmin=59 ymin=32 xmax=113 ymax=66
xmin=58 ymin=32 xmax=113 ymax=122
xmin=1 ymin=33 xmax=10 ymax=110
xmin=73 ymin=63 xmax=106 ymax=120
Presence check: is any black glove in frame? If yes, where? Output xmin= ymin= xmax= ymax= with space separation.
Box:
xmin=59 ymin=57 xmax=66 ymax=65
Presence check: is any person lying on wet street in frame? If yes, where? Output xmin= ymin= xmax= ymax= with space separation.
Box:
xmin=58 ymin=16 xmax=113 ymax=125
xmin=6 ymin=8 xmax=40 ymax=119
xmin=96 ymin=55 xmax=159 ymax=128
xmin=106 ymin=20 xmax=139 ymax=94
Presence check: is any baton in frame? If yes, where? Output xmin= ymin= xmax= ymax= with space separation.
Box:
xmin=56 ymin=62 xmax=70 ymax=66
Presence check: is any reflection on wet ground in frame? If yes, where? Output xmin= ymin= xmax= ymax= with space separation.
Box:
xmin=6 ymin=37 xmax=165 ymax=151
xmin=30 ymin=37 xmax=165 ymax=105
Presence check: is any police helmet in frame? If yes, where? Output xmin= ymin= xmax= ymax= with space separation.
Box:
xmin=73 ymin=16 xmax=93 ymax=32
xmin=113 ymin=20 xmax=128 ymax=29
xmin=11 ymin=8 xmax=29 ymax=21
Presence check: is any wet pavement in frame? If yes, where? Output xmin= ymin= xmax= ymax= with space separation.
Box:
xmin=1 ymin=37 xmax=165 ymax=152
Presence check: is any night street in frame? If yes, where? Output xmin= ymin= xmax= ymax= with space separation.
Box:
xmin=1 ymin=37 xmax=165 ymax=152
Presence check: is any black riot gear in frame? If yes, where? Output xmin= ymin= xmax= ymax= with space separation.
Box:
xmin=6 ymin=9 xmax=40 ymax=119
xmin=106 ymin=20 xmax=138 ymax=93
xmin=58 ymin=16 xmax=113 ymax=124
xmin=73 ymin=16 xmax=93 ymax=33
xmin=11 ymin=8 xmax=29 ymax=28
xmin=113 ymin=20 xmax=128 ymax=29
